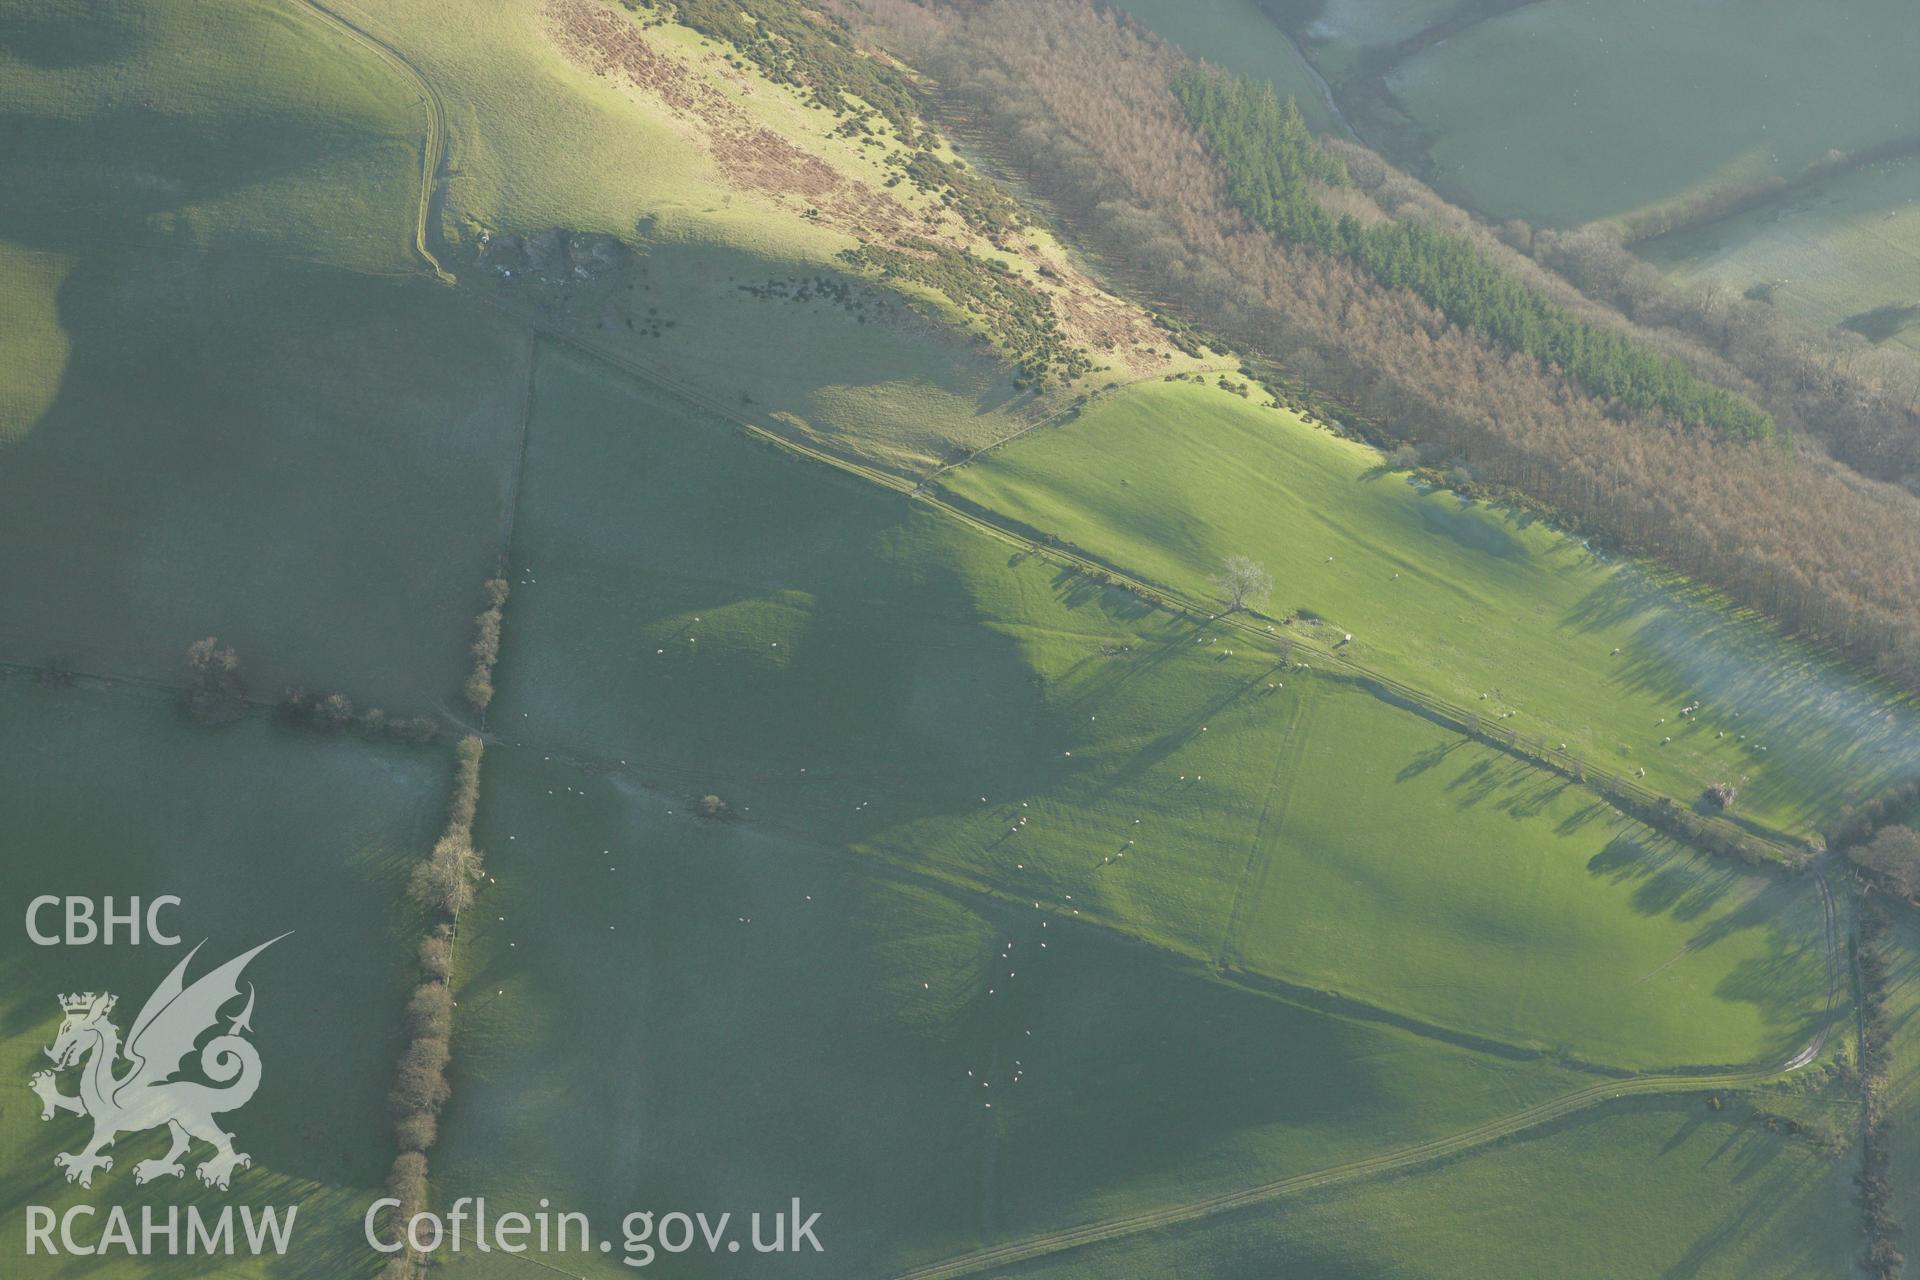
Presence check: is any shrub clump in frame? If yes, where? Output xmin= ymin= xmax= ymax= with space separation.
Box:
xmin=185 ymin=637 xmax=247 ymax=725
xmin=278 ymin=687 xmax=437 ymax=743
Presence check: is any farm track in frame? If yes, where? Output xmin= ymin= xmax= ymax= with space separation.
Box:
xmin=294 ymin=0 xmax=455 ymax=285
xmin=882 ymin=1061 xmax=1797 ymax=1280
xmin=880 ymin=864 xmax=1846 ymax=1280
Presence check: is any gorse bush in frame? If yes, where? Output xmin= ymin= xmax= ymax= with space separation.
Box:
xmin=621 ymin=0 xmax=929 ymax=145
xmin=842 ymin=239 xmax=1091 ymax=385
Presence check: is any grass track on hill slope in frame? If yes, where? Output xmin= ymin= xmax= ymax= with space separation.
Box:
xmin=987 ymin=1094 xmax=1857 ymax=1280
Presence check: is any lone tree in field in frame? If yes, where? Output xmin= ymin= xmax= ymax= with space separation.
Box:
xmin=1213 ymin=555 xmax=1273 ymax=613
xmin=184 ymin=636 xmax=246 ymax=725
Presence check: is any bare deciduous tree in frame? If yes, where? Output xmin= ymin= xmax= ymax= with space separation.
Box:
xmin=1851 ymin=826 xmax=1920 ymax=899
xmin=1214 ymin=555 xmax=1272 ymax=613
xmin=408 ymin=835 xmax=484 ymax=916
xmin=839 ymin=0 xmax=1920 ymax=696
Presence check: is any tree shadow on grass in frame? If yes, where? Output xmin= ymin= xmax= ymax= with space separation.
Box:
xmin=1563 ymin=566 xmax=1920 ymax=822
xmin=1396 ymin=738 xmax=1466 ymax=781
xmin=1586 ymin=833 xmax=1750 ymax=926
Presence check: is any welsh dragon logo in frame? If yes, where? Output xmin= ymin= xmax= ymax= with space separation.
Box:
xmin=28 ymin=936 xmax=287 ymax=1191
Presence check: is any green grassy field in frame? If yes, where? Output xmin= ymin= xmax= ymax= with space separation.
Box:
xmin=1101 ymin=0 xmax=1343 ymax=135
xmin=0 ymin=0 xmax=423 ymax=271
xmin=478 ymin=344 xmax=1832 ymax=1069
xmin=0 ymin=675 xmax=443 ymax=1276
xmin=943 ymin=379 xmax=1920 ymax=840
xmin=0 ymin=0 xmax=533 ymax=710
xmin=523 ymin=237 xmax=1036 ymax=476
xmin=994 ymin=1095 xmax=1859 ymax=1279
xmin=2 ymin=4 xmax=1904 ymax=1278
xmin=1642 ymin=154 xmax=1920 ymax=353
xmin=433 ymin=337 xmax=1849 ymax=1266
xmin=435 ymin=745 xmax=1591 ymax=1277
xmin=1384 ymin=0 xmax=1920 ymax=228
xmin=1300 ymin=0 xmax=1470 ymax=65
xmin=0 ymin=254 xmax=530 ymax=712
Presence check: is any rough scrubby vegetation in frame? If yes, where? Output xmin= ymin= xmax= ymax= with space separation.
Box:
xmin=843 ymin=239 xmax=1092 ymax=384
xmin=621 ymin=0 xmax=930 ymax=145
xmin=886 ymin=147 xmax=1029 ymax=242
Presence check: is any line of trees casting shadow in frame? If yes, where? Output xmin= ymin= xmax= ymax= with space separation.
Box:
xmin=379 ymin=733 xmax=488 ymax=1279
xmin=830 ymin=0 xmax=1920 ymax=698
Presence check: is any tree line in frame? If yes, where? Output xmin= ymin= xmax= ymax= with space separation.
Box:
xmin=1171 ymin=70 xmax=1776 ymax=441
xmin=1851 ymin=891 xmax=1906 ymax=1279
xmin=380 ymin=733 xmax=488 ymax=1280
xmin=829 ymin=0 xmax=1920 ymax=695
